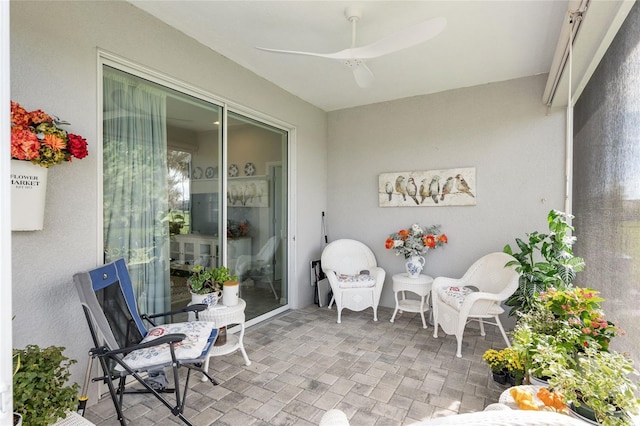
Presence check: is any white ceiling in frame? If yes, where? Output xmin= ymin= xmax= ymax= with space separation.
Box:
xmin=129 ymin=1 xmax=573 ymax=112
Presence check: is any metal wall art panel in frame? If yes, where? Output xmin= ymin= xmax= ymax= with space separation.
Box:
xmin=379 ymin=167 xmax=476 ymax=207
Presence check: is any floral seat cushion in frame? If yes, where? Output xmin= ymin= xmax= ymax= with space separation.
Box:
xmin=335 ymin=273 xmax=376 ymax=288
xmin=437 ymin=285 xmax=475 ymax=310
xmin=120 ymin=321 xmax=217 ymax=370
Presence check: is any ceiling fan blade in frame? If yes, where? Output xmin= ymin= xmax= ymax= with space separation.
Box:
xmin=348 ymin=17 xmax=447 ymax=59
xmin=256 ymin=46 xmax=357 ymax=60
xmin=348 ymin=61 xmax=375 ymax=88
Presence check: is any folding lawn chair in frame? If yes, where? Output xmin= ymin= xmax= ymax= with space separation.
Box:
xmin=73 ymin=258 xmax=219 ymax=426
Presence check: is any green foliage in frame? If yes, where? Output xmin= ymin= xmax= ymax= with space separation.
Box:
xmin=12 ymin=345 xmax=79 ymax=426
xmin=511 ymin=300 xmax=580 ymax=380
xmin=547 ymin=346 xmax=640 ymax=426
xmin=169 ymin=211 xmax=185 ymax=235
xmin=188 ymin=265 xmax=238 ymax=295
xmin=503 ymin=209 xmax=585 ymax=316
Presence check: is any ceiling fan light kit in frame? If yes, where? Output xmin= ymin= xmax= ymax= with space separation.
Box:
xmin=256 ymin=7 xmax=446 ymax=88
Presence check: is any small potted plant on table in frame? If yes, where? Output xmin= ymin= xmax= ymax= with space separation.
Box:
xmin=188 ymin=265 xmax=237 ymax=307
xmin=188 ymin=265 xmax=238 ymax=345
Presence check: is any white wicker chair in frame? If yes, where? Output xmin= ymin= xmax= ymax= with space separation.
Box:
xmin=432 ymin=252 xmax=519 ymax=357
xmin=321 ymin=239 xmax=386 ymax=324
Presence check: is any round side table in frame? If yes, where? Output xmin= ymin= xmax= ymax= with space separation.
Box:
xmin=198 ymin=298 xmax=251 ymax=382
xmin=390 ymin=273 xmax=434 ymax=329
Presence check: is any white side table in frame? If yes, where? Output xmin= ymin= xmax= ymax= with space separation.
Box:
xmin=198 ymin=298 xmax=251 ymax=382
xmin=390 ymin=273 xmax=434 ymax=329
xmin=52 ymin=412 xmax=95 ymax=426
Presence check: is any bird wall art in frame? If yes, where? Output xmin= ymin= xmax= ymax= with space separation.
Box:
xmin=378 ymin=167 xmax=476 ymax=207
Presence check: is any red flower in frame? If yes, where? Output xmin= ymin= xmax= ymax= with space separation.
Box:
xmin=438 ymin=234 xmax=448 ymax=244
xmin=385 ymin=238 xmax=394 ymax=249
xmin=67 ymin=133 xmax=88 ymax=159
xmin=398 ymin=229 xmax=410 ymax=238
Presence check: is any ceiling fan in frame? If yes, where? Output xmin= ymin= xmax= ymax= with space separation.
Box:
xmin=256 ymin=6 xmax=446 ymax=88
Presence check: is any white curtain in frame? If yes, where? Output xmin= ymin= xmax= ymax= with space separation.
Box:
xmin=103 ymin=67 xmax=170 ymax=315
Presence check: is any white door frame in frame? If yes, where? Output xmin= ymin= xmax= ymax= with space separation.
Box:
xmin=1 ymin=1 xmax=14 ymax=422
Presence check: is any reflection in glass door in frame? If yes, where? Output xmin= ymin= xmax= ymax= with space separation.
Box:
xmin=227 ymin=112 xmax=288 ymax=321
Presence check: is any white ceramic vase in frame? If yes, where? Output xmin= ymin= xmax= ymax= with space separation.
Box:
xmin=190 ymin=291 xmax=221 ymax=307
xmin=405 ymin=255 xmax=425 ymax=278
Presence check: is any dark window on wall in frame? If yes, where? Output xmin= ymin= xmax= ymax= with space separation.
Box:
xmin=572 ymin=2 xmax=640 ymax=366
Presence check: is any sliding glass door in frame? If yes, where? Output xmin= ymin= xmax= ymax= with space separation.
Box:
xmin=227 ymin=112 xmax=288 ymax=318
xmin=102 ymin=64 xmax=288 ymax=321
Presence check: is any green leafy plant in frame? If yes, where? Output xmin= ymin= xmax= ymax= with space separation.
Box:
xmin=547 ymin=345 xmax=640 ymax=425
xmin=168 ymin=211 xmax=185 ymax=235
xmin=12 ymin=345 xmax=79 ymax=426
xmin=541 ymin=286 xmax=619 ymax=351
xmin=503 ymin=209 xmax=585 ymax=316
xmin=188 ymin=265 xmax=238 ymax=295
xmin=511 ymin=303 xmax=581 ymax=380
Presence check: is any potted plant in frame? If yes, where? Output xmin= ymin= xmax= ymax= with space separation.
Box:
xmin=12 ymin=345 xmax=79 ymax=426
xmin=13 ymin=352 xmax=22 ymax=426
xmin=188 ymin=265 xmax=238 ymax=345
xmin=503 ymin=210 xmax=585 ymax=316
xmin=547 ymin=345 xmax=640 ymax=425
xmin=188 ymin=264 xmax=238 ymax=306
xmin=502 ymin=347 xmax=525 ymax=386
xmin=483 ymin=349 xmax=507 ymax=384
xmin=541 ymin=286 xmax=619 ymax=351
xmin=385 ymin=223 xmax=447 ymax=277
xmin=511 ymin=297 xmax=578 ymax=384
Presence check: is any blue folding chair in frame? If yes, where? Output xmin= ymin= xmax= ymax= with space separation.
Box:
xmin=74 ymin=258 xmax=218 ymax=426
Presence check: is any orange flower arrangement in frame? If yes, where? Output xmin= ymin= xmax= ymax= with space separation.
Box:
xmin=385 ymin=223 xmax=447 ymax=259
xmin=10 ymin=101 xmax=88 ymax=167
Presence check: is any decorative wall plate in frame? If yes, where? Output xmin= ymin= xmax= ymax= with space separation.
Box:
xmin=228 ymin=164 xmax=239 ymax=177
xmin=244 ymin=162 xmax=256 ymax=176
xmin=205 ymin=166 xmax=216 ymax=179
xmin=192 ymin=166 xmax=203 ymax=180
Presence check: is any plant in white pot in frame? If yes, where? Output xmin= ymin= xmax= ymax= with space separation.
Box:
xmin=547 ymin=345 xmax=640 ymax=425
xmin=187 ymin=265 xmax=238 ymax=307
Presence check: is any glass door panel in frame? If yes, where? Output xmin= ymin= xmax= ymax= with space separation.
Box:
xmin=227 ymin=112 xmax=288 ymax=321
xmin=103 ymin=65 xmax=222 ymax=317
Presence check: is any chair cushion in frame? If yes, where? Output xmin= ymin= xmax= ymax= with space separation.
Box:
xmin=336 ymin=273 xmax=376 ymax=288
xmin=121 ymin=321 xmax=217 ymax=370
xmin=438 ymin=286 xmax=475 ymax=310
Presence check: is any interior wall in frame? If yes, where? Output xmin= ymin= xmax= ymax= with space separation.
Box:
xmin=327 ymin=75 xmax=566 ymax=310
xmin=10 ymin=0 xmax=327 ymax=394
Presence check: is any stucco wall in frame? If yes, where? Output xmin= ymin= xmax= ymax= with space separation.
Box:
xmin=327 ymin=75 xmax=566 ymax=310
xmin=10 ymin=0 xmax=327 ymax=395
